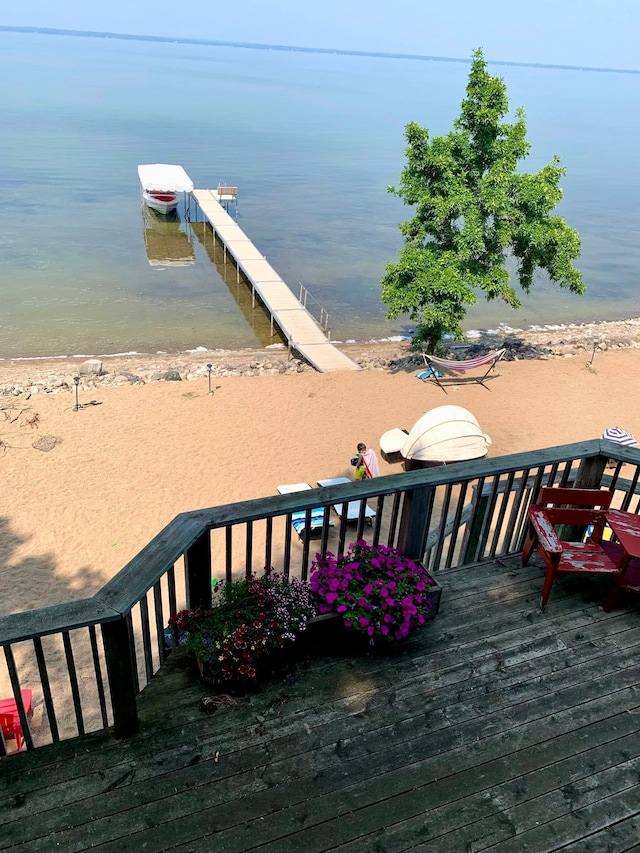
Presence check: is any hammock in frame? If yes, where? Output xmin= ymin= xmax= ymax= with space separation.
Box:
xmin=417 ymin=348 xmax=506 ymax=392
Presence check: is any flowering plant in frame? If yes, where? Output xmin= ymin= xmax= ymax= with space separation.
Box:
xmin=310 ymin=541 xmax=437 ymax=644
xmin=168 ymin=572 xmax=317 ymax=687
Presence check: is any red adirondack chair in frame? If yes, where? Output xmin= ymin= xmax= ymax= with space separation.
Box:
xmin=522 ymin=487 xmax=621 ymax=609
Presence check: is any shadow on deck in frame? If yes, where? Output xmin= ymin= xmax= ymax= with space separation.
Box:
xmin=3 ymin=556 xmax=640 ymax=852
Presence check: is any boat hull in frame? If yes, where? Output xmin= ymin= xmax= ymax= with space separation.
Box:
xmin=143 ymin=190 xmax=179 ymax=215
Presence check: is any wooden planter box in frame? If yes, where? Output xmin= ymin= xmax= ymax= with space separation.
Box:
xmin=194 ymin=640 xmax=300 ymax=690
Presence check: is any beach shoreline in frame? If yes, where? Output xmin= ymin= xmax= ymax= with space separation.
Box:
xmin=2 ymin=315 xmax=640 ymax=395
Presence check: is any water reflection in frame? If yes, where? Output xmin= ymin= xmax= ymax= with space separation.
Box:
xmin=142 ymin=206 xmax=195 ymax=267
xmin=190 ymin=221 xmax=286 ymax=348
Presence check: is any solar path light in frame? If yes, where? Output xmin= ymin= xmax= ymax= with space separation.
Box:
xmin=73 ymin=376 xmax=80 ymax=412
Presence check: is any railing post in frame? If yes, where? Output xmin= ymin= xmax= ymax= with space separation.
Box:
xmin=559 ymin=453 xmax=609 ymax=541
xmin=397 ymin=486 xmax=434 ymax=561
xmin=101 ymin=617 xmax=140 ymax=738
xmin=573 ymin=454 xmax=609 ymax=490
xmin=185 ymin=531 xmax=212 ymax=610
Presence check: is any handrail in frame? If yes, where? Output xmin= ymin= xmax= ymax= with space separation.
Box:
xmin=298 ymin=282 xmax=330 ymax=332
xmin=66 ymin=441 xmax=609 ymax=619
xmin=2 ymin=437 xmax=639 ymax=753
xmin=0 ymin=599 xmax=120 ymax=646
xmin=0 ymin=439 xmax=623 ymax=642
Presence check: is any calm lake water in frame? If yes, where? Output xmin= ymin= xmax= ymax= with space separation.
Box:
xmin=1 ymin=31 xmax=639 ymax=358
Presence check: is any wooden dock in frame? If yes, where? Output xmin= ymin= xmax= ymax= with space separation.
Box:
xmin=191 ymin=189 xmax=359 ymax=373
xmin=4 ymin=555 xmax=640 ymax=852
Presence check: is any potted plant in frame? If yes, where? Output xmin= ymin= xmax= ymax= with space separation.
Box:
xmin=309 ymin=540 xmax=441 ymax=647
xmin=168 ymin=571 xmax=317 ymax=689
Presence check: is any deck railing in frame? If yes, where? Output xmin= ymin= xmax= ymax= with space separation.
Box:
xmin=2 ymin=439 xmax=640 ymax=755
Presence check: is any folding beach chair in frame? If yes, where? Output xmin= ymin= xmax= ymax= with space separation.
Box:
xmin=417 ymin=348 xmax=506 ymax=392
xmin=276 ymin=483 xmax=334 ymax=539
xmin=316 ymin=477 xmax=376 ymax=525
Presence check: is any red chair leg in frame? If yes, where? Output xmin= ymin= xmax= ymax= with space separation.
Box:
xmin=540 ymin=565 xmax=558 ymax=610
xmin=0 ymin=713 xmax=22 ymax=752
xmin=604 ymin=562 xmax=628 ymax=613
xmin=522 ymin=527 xmax=537 ymax=566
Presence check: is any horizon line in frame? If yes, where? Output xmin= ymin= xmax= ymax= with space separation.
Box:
xmin=2 ymin=24 xmax=640 ymax=75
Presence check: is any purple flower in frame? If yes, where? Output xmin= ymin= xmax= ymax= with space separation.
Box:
xmin=310 ymin=540 xmax=434 ymax=645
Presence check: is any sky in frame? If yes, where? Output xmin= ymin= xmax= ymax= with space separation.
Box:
xmin=3 ymin=0 xmax=640 ymax=71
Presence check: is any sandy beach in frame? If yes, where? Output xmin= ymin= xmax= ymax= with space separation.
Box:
xmin=2 ymin=331 xmax=640 ymax=620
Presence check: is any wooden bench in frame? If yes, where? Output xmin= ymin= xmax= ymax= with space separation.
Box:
xmin=216 ymin=186 xmax=238 ymax=199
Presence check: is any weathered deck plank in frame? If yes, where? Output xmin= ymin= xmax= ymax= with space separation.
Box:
xmin=2 ymin=557 xmax=640 ymax=852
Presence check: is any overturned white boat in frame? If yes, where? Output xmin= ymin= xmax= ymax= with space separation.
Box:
xmin=380 ymin=406 xmax=492 ymax=469
xmin=138 ymin=164 xmax=194 ymax=214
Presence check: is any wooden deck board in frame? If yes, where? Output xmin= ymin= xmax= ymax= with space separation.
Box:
xmin=3 ymin=557 xmax=640 ymax=852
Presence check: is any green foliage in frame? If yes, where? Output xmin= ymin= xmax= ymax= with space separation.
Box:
xmin=382 ymin=48 xmax=585 ymax=350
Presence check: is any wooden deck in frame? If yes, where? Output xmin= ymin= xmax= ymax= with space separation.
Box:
xmin=3 ymin=555 xmax=640 ymax=852
xmin=191 ymin=189 xmax=359 ymax=373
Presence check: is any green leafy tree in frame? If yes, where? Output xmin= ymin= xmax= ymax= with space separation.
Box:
xmin=381 ymin=48 xmax=585 ymax=352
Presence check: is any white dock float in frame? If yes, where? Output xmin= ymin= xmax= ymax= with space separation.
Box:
xmin=192 ymin=189 xmax=359 ymax=373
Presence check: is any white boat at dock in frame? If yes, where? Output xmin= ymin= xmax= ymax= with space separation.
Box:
xmin=142 ymin=189 xmax=179 ymax=214
xmin=138 ymin=164 xmax=194 ymax=215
